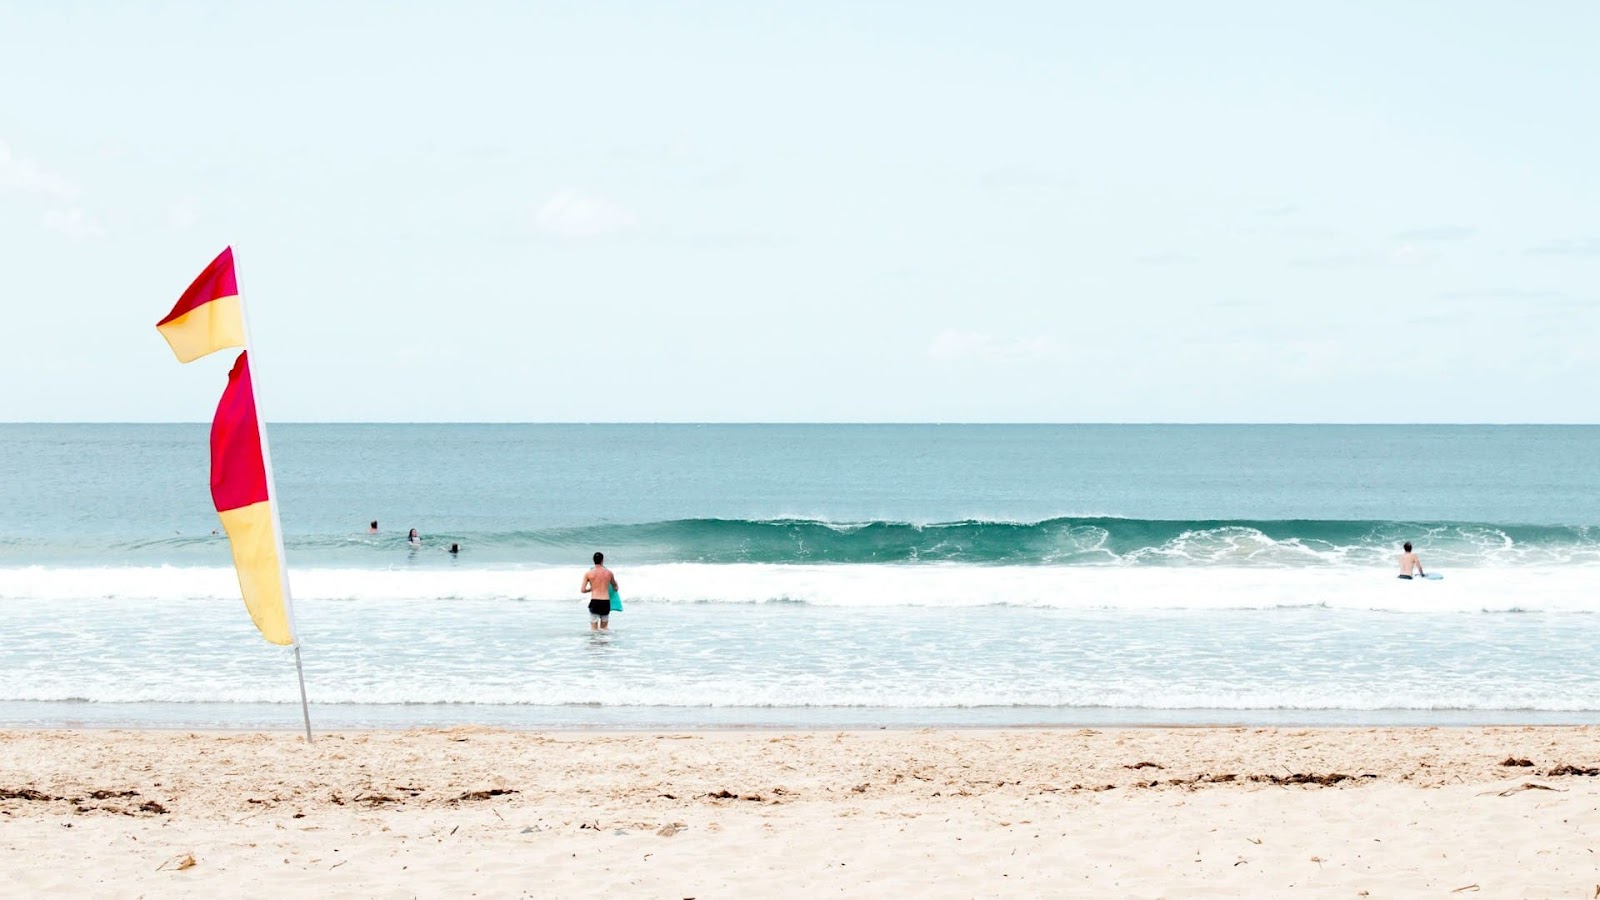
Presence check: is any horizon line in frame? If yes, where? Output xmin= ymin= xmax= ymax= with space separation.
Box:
xmin=3 ymin=421 xmax=1598 ymax=427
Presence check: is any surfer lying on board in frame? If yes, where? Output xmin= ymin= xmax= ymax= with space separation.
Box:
xmin=582 ymin=551 xmax=618 ymax=631
xmin=1398 ymin=542 xmax=1425 ymax=580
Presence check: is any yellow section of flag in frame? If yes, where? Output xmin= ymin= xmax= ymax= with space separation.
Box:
xmin=157 ymin=293 xmax=245 ymax=363
xmin=216 ymin=500 xmax=293 ymax=645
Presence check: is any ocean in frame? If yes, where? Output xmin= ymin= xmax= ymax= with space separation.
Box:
xmin=2 ymin=423 xmax=1598 ymax=729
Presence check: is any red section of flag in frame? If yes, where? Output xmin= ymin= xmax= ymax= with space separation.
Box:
xmin=158 ymin=246 xmax=238 ymax=326
xmin=210 ymin=351 xmax=270 ymax=513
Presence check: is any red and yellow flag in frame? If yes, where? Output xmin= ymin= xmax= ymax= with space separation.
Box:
xmin=211 ymin=351 xmax=293 ymax=645
xmin=158 ymin=249 xmax=294 ymax=646
xmin=156 ymin=247 xmax=245 ymax=363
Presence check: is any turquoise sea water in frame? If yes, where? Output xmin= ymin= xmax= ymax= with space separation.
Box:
xmin=1 ymin=424 xmax=1598 ymax=728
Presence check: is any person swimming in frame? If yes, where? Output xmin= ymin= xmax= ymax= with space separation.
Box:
xmin=408 ymin=528 xmax=420 ymax=545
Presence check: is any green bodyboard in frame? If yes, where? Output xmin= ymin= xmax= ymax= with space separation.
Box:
xmin=609 ymin=584 xmax=623 ymax=612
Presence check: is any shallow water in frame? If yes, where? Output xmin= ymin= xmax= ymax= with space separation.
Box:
xmin=2 ymin=424 xmax=1597 ymax=727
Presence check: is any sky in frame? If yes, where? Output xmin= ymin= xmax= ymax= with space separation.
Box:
xmin=1 ymin=0 xmax=1597 ymax=423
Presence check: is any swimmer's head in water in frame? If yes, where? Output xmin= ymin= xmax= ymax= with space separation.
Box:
xmin=370 ymin=520 xmax=378 ymax=529
xmin=1403 ymin=542 xmax=1413 ymax=552
xmin=593 ymin=551 xmax=604 ymax=564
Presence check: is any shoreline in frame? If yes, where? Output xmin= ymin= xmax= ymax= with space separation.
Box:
xmin=10 ymin=699 xmax=1600 ymax=732
xmin=11 ymin=718 xmax=1600 ymax=733
xmin=5 ymin=725 xmax=1600 ymax=896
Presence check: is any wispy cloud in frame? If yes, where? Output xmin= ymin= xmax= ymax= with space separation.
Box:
xmin=1288 ymin=253 xmax=1365 ymax=270
xmin=41 ymin=207 xmax=105 ymax=239
xmin=0 ymin=140 xmax=79 ymax=200
xmin=1392 ymin=225 xmax=1475 ymax=241
xmin=685 ymin=231 xmax=785 ymax=248
xmin=1238 ymin=222 xmax=1342 ymax=240
xmin=927 ymin=330 xmax=1063 ymax=363
xmin=532 ymin=188 xmax=639 ymax=238
xmin=1527 ymin=237 xmax=1600 ymax=257
xmin=1134 ymin=251 xmax=1197 ymax=266
xmin=978 ymin=166 xmax=1065 ymax=190
xmin=3 ymin=139 xmax=109 ymax=239
xmin=1435 ymin=288 xmax=1596 ymax=310
xmin=1437 ymin=288 xmax=1564 ymax=302
xmin=1290 ymin=244 xmax=1437 ymax=269
xmin=1387 ymin=243 xmax=1435 ymax=266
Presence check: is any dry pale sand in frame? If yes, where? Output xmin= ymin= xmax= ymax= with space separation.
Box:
xmin=3 ymin=726 xmax=1600 ymax=898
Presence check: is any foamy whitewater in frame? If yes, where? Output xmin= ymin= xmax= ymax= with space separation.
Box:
xmin=2 ymin=424 xmax=1598 ymax=727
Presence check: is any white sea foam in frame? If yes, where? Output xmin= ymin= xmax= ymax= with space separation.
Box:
xmin=1 ymin=562 xmax=1597 ymax=612
xmin=6 ymin=563 xmax=1600 ymax=713
xmin=6 ymin=681 xmax=1598 ymax=712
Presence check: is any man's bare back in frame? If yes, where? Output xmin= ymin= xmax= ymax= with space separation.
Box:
xmin=583 ymin=565 xmax=615 ymax=597
xmin=1399 ymin=542 xmax=1424 ymax=578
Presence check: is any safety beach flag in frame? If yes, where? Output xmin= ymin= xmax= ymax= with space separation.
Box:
xmin=155 ymin=247 xmax=246 ymax=363
xmin=208 ymin=351 xmax=293 ymax=645
xmin=156 ymin=248 xmax=294 ymax=646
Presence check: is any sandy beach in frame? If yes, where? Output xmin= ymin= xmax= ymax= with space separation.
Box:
xmin=3 ymin=726 xmax=1599 ymax=897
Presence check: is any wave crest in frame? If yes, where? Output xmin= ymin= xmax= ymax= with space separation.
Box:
xmin=4 ymin=517 xmax=1599 ymax=568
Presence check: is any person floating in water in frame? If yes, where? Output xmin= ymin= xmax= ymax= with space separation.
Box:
xmin=1398 ymin=541 xmax=1425 ymax=579
xmin=408 ymin=528 xmax=420 ymax=545
xmin=369 ymin=520 xmax=379 ymax=533
xmin=582 ymin=551 xmax=618 ymax=632
xmin=449 ymin=543 xmax=460 ymax=555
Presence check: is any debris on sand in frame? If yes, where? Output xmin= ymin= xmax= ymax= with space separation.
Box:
xmin=1490 ymin=783 xmax=1563 ymax=797
xmin=457 ymin=789 xmax=519 ymax=802
xmin=1247 ymin=773 xmax=1376 ymax=787
xmin=156 ymin=853 xmax=197 ymax=872
xmin=1545 ymin=764 xmax=1600 ymax=777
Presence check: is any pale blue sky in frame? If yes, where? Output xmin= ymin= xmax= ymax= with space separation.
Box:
xmin=2 ymin=1 xmax=1597 ymax=422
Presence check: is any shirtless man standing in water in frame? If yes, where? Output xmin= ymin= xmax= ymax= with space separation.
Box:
xmin=582 ymin=551 xmax=618 ymax=631
xmin=1398 ymin=541 xmax=1426 ymax=580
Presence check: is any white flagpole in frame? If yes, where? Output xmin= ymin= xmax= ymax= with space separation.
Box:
xmin=234 ymin=250 xmax=314 ymax=743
